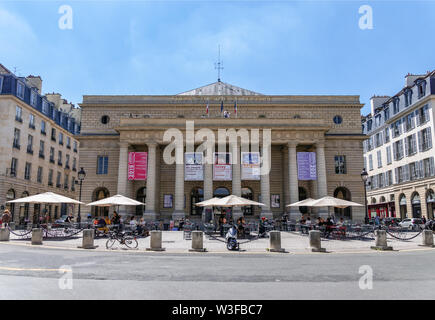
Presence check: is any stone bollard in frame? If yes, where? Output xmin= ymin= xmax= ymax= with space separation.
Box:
xmin=371 ymin=230 xmax=393 ymax=251
xmin=31 ymin=228 xmax=43 ymax=245
xmin=189 ymin=231 xmax=206 ymax=252
xmin=146 ymin=230 xmax=165 ymax=251
xmin=0 ymin=228 xmax=10 ymax=241
xmin=309 ymin=230 xmax=326 ymax=252
xmin=78 ymin=229 xmax=98 ymax=249
xmin=267 ymin=231 xmax=286 ymax=253
xmin=419 ymin=230 xmax=435 ymax=247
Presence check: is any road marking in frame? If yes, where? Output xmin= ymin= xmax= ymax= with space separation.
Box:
xmin=0 ymin=266 xmax=70 ymax=272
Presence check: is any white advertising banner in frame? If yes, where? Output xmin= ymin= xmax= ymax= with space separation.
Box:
xmin=241 ymin=152 xmax=261 ymax=180
xmin=213 ymin=152 xmax=232 ymax=181
xmin=185 ymin=152 xmax=204 ymax=181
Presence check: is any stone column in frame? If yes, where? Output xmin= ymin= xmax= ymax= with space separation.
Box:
xmin=231 ymin=143 xmax=242 ymax=221
xmin=316 ymin=142 xmax=328 ymax=218
xmin=288 ymin=142 xmax=300 ymax=221
xmin=203 ymin=162 xmax=213 ymax=222
xmin=145 ymin=143 xmax=157 ymax=221
xmin=173 ymin=147 xmax=185 ymax=220
xmin=117 ymin=142 xmax=129 ymax=216
xmin=260 ymin=143 xmax=273 ymax=219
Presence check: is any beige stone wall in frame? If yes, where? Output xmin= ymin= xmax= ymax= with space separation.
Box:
xmin=0 ymin=96 xmax=79 ymax=222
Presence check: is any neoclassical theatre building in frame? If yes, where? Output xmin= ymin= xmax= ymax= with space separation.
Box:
xmin=78 ymin=81 xmax=365 ymax=222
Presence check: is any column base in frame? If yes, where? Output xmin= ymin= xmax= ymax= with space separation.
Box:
xmin=260 ymin=209 xmax=273 ymax=220
xmin=172 ymin=210 xmax=186 ymax=221
xmin=143 ymin=211 xmax=157 ymax=221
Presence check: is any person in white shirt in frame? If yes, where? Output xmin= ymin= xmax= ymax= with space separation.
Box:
xmin=129 ymin=216 xmax=138 ymax=231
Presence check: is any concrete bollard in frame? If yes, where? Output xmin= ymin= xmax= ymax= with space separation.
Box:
xmin=0 ymin=228 xmax=10 ymax=241
xmin=267 ymin=231 xmax=286 ymax=253
xmin=146 ymin=230 xmax=165 ymax=251
xmin=189 ymin=231 xmax=206 ymax=252
xmin=419 ymin=230 xmax=435 ymax=247
xmin=309 ymin=230 xmax=326 ymax=252
xmin=31 ymin=228 xmax=43 ymax=245
xmin=78 ymin=229 xmax=98 ymax=249
xmin=371 ymin=230 xmax=393 ymax=251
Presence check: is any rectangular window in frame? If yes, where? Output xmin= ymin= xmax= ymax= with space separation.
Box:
xmin=39 ymin=140 xmax=45 ymax=158
xmin=334 ymin=155 xmax=346 ymax=174
xmin=404 ymin=89 xmax=413 ymax=107
xmin=377 ymin=150 xmax=382 ymax=168
xmin=73 ymin=140 xmax=77 ymax=152
xmin=422 ymin=158 xmax=435 ymax=177
xmin=51 ymin=128 xmax=56 ymax=141
xmin=71 ymin=176 xmax=76 ymax=191
xmin=41 ymin=120 xmax=46 ymax=135
xmin=15 ymin=106 xmax=22 ymax=122
xmin=384 ymin=127 xmax=390 ymax=143
xmin=417 ymin=104 xmax=430 ymax=125
xmin=56 ymin=172 xmax=61 ymax=188
xmin=375 ymin=114 xmax=381 ymax=127
xmin=37 ymin=167 xmax=43 ymax=183
xmin=66 ymin=136 xmax=71 ymax=149
xmin=65 ymin=154 xmax=70 ymax=169
xmin=10 ymin=158 xmax=18 ymax=177
xmin=417 ymin=81 xmax=426 ymax=99
xmin=58 ymin=151 xmax=62 ymax=166
xmin=392 ymin=119 xmax=402 ymax=138
xmin=59 ymin=132 xmax=63 ymax=145
xmin=24 ymin=162 xmax=31 ymax=180
xmin=405 ymin=134 xmax=417 ymax=156
xmin=13 ymin=128 xmax=20 ymax=149
xmin=17 ymin=81 xmax=25 ymax=99
xmin=29 ymin=114 xmax=35 ymax=129
xmin=72 ymin=157 xmax=77 ymax=171
xmin=384 ymin=107 xmax=390 ymax=121
xmin=50 ymin=147 xmax=55 ymax=163
xmin=48 ymin=169 xmax=53 ymax=186
xmin=403 ymin=113 xmax=415 ymax=132
xmin=393 ymin=97 xmax=400 ymax=114
xmin=42 ymin=100 xmax=49 ymax=114
xmin=27 ymin=135 xmax=33 ymax=154
xmin=393 ymin=140 xmax=404 ymax=161
xmin=386 ymin=146 xmax=392 ymax=165
xmin=64 ymin=174 xmax=69 ymax=190
xmin=97 ymin=156 xmax=109 ymax=174
xmin=409 ymin=162 xmax=420 ymax=181
xmin=419 ymin=127 xmax=432 ymax=152
xmin=369 ymin=154 xmax=373 ymax=171
xmin=375 ymin=132 xmax=383 ymax=148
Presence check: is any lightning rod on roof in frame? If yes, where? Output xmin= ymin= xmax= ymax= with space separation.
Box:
xmin=214 ymin=45 xmax=224 ymax=82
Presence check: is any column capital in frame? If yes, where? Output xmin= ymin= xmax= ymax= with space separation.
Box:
xmin=315 ymin=141 xmax=325 ymax=148
xmin=119 ymin=141 xmax=129 ymax=149
xmin=287 ymin=141 xmax=298 ymax=149
xmin=146 ymin=141 xmax=158 ymax=148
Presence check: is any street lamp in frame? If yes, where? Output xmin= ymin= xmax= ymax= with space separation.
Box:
xmin=361 ymin=168 xmax=369 ymax=224
xmin=77 ymin=167 xmax=86 ymax=224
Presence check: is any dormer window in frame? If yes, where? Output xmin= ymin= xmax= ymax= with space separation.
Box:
xmin=404 ymin=88 xmax=412 ymax=107
xmin=367 ymin=119 xmax=372 ymax=131
xmin=375 ymin=114 xmax=381 ymax=127
xmin=30 ymin=89 xmax=37 ymax=107
xmin=0 ymin=76 xmax=3 ymax=93
xmin=42 ymin=99 xmax=49 ymax=114
xmin=17 ymin=81 xmax=25 ymax=99
xmin=383 ymin=107 xmax=390 ymax=121
xmin=416 ymin=79 xmax=427 ymax=99
xmin=393 ymin=97 xmax=400 ymax=113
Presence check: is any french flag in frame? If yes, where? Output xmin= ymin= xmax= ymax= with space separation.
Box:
xmin=206 ymin=100 xmax=209 ymax=115
xmin=234 ymin=100 xmax=237 ymax=115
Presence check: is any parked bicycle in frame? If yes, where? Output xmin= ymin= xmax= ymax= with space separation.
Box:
xmin=106 ymin=230 xmax=138 ymax=249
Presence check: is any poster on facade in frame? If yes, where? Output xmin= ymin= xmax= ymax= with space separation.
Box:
xmin=297 ymin=152 xmax=317 ymax=180
xmin=213 ymin=152 xmax=232 ymax=181
xmin=164 ymin=194 xmax=173 ymax=208
xmin=127 ymin=152 xmax=148 ymax=180
xmin=241 ymin=152 xmax=261 ymax=180
xmin=185 ymin=152 xmax=204 ymax=181
xmin=271 ymin=194 xmax=280 ymax=208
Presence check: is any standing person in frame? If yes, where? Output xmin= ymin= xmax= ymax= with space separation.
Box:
xmin=111 ymin=211 xmax=121 ymax=232
xmin=1 ymin=210 xmax=11 ymax=228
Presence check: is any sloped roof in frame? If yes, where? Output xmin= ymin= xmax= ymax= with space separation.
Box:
xmin=177 ymin=80 xmax=262 ymax=96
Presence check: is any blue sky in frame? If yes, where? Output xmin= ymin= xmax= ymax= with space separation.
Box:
xmin=0 ymin=0 xmax=434 ymax=115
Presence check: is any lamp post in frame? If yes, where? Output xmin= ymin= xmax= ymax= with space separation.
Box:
xmin=361 ymin=168 xmax=369 ymax=224
xmin=77 ymin=167 xmax=86 ymax=225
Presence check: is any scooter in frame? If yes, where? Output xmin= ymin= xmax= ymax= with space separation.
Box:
xmin=226 ymin=224 xmax=240 ymax=251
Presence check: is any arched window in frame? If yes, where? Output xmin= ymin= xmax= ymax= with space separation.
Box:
xmin=411 ymin=192 xmax=421 ymax=218
xmin=241 ymin=187 xmax=253 ymax=215
xmin=190 ymin=187 xmax=204 ymax=216
xmin=334 ymin=187 xmax=352 ymax=218
xmin=20 ymin=191 xmax=30 ymax=221
xmin=380 ymin=196 xmax=386 ymax=203
xmin=92 ymin=187 xmax=110 ymax=217
xmin=298 ymin=187 xmax=308 ymax=214
xmin=136 ymin=187 xmax=146 ymax=216
xmin=371 ymin=198 xmax=377 ymax=204
xmin=399 ymin=194 xmax=407 ymax=219
xmin=214 ymin=187 xmax=230 ymax=198
xmin=427 ymin=189 xmax=435 ymax=220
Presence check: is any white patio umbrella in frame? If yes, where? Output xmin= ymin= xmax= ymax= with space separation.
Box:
xmin=309 ymin=196 xmax=363 ymax=209
xmin=86 ymin=194 xmax=145 ymax=207
xmin=211 ymin=195 xmax=265 ymax=207
xmin=6 ymin=192 xmax=83 ymax=204
xmin=194 ymin=197 xmax=221 ymax=207
xmin=286 ymin=198 xmax=316 ymax=207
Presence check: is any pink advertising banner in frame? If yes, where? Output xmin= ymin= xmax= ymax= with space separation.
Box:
xmin=128 ymin=152 xmax=148 ymax=180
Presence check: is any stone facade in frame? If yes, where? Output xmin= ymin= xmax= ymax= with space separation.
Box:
xmin=78 ymin=81 xmax=365 ymax=222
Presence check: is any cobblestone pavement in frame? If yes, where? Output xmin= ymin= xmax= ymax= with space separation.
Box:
xmin=6 ymin=230 xmax=431 ymax=254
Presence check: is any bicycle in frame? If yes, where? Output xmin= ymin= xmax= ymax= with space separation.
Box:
xmin=105 ymin=231 xmax=138 ymax=249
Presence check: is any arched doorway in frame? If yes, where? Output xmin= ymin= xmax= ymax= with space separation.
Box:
xmin=5 ymin=189 xmax=15 ymax=222
xmin=190 ymin=187 xmax=204 ymax=216
xmin=241 ymin=187 xmax=253 ymax=216
xmin=92 ymin=187 xmax=110 ymax=217
xmin=298 ymin=187 xmax=308 ymax=215
xmin=411 ymin=192 xmax=422 ymax=218
xmin=334 ymin=187 xmax=352 ymax=218
xmin=214 ymin=187 xmax=230 ymax=198
xmin=426 ymin=189 xmax=435 ymax=220
xmin=399 ymin=194 xmax=407 ymax=219
xmin=136 ymin=187 xmax=146 ymax=216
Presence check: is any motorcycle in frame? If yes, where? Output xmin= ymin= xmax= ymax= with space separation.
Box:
xmin=225 ymin=224 xmax=240 ymax=251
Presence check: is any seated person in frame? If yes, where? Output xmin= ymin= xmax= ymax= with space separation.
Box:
xmin=324 ymin=217 xmax=334 ymax=238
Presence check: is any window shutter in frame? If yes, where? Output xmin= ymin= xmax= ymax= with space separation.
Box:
xmin=415 ymin=110 xmax=421 ymax=126
xmin=404 ymin=165 xmax=410 ymax=181
xmin=431 ymin=158 xmax=435 ymax=176
xmin=427 ymin=127 xmax=432 ymax=149
xmin=394 ymin=168 xmax=399 ymax=183
xmin=404 ymin=137 xmax=409 ymax=157
xmin=418 ymin=131 xmax=423 ymax=152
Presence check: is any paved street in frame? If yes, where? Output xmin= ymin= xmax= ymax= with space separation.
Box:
xmin=0 ymin=241 xmax=434 ymax=300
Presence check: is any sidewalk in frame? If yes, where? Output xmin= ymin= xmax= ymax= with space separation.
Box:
xmin=6 ymin=231 xmax=432 ymax=254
